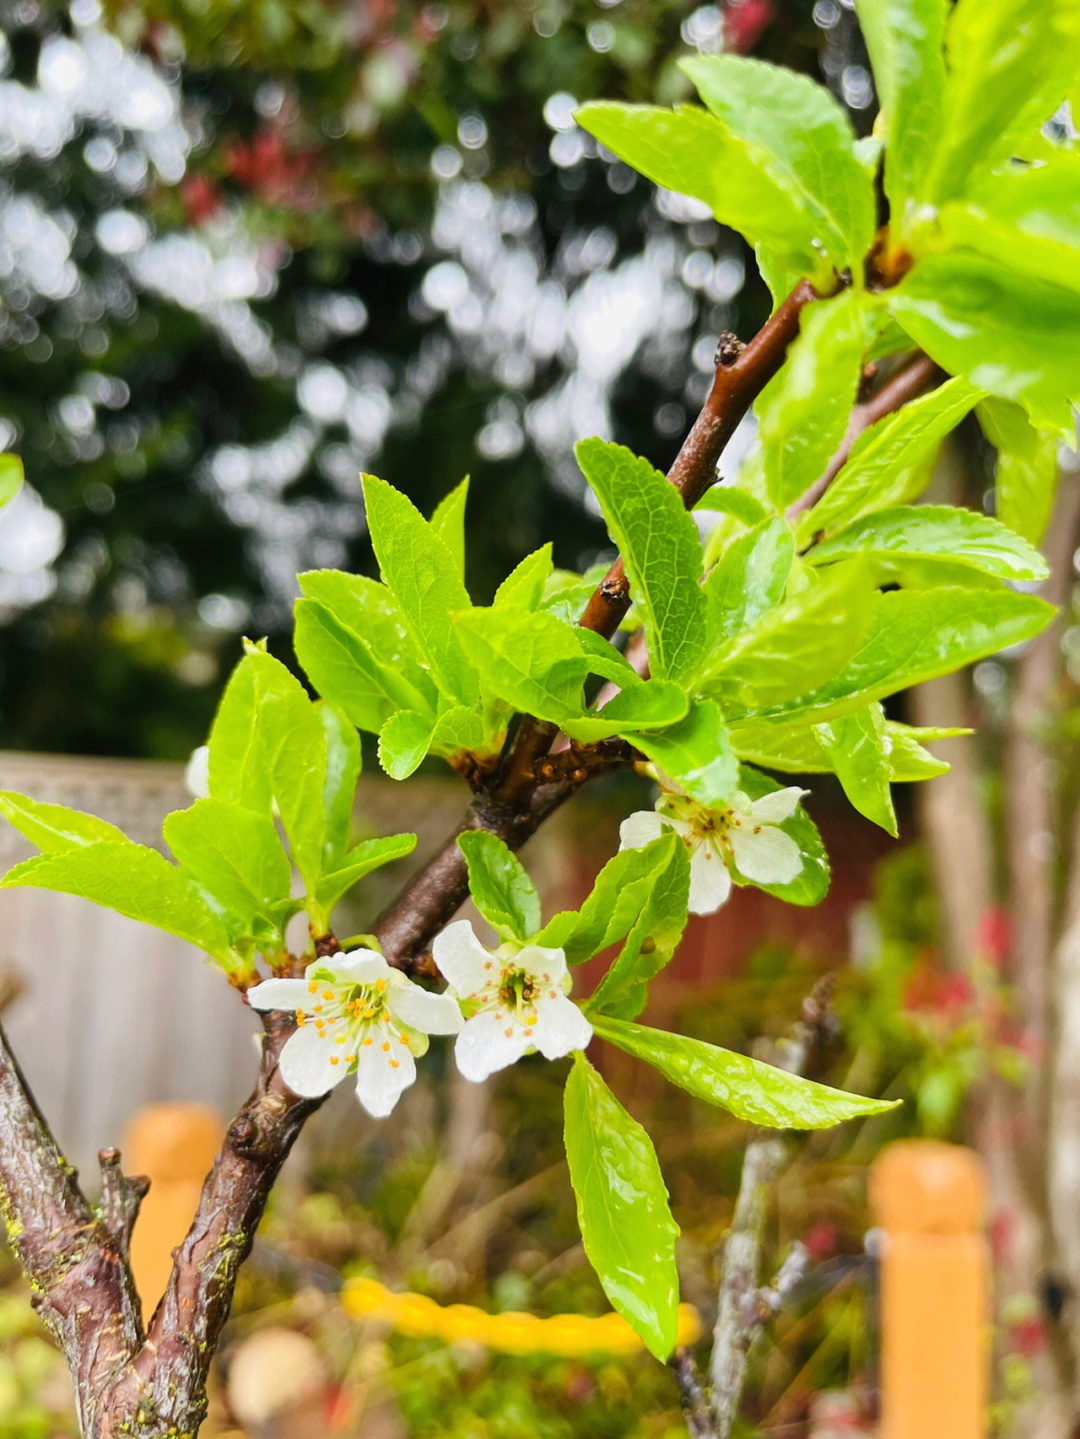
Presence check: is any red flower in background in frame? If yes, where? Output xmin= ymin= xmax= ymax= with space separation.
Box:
xmin=725 ymin=0 xmax=777 ymax=53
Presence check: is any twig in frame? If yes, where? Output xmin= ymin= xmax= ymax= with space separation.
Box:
xmin=97 ymin=1149 xmax=149 ymax=1261
xmin=672 ymin=1345 xmax=718 ymax=1439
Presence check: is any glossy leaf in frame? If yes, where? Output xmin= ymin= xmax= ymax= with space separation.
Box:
xmin=564 ymin=1055 xmax=680 ymax=1361
xmin=938 ymin=202 xmax=1080 ymax=300
xmin=889 ymin=251 xmax=1080 ymax=432
xmin=1 ymin=841 xmax=235 ymax=963
xmin=298 ymin=570 xmax=432 ymax=694
xmin=457 ymin=831 xmax=541 ymax=942
xmin=559 ymin=681 xmax=689 ymax=745
xmin=813 ymin=705 xmax=898 ymax=835
xmin=494 ymin=544 xmax=554 ymax=610
xmin=0 ymin=455 xmax=23 ymax=509
xmin=320 ymin=702 xmax=361 ymax=867
xmin=294 ymin=600 xmax=434 ymax=736
xmin=758 ymin=291 xmax=876 ymax=511
xmin=729 ymin=714 xmax=962 ymax=780
xmin=313 ymin=833 xmax=418 ymax=913
xmin=704 ymin=518 xmax=794 ymax=645
xmin=809 ymin=505 xmax=1048 ymax=581
xmin=429 ymin=475 xmax=469 ymax=577
xmin=592 ymin=1017 xmax=898 ymax=1127
xmin=378 ymin=709 xmax=435 ymax=781
xmin=163 ymin=799 xmax=293 ymax=934
xmin=695 ymin=485 xmax=771 ymax=527
xmin=0 ymin=792 xmax=127 ymax=852
xmin=797 ymin=378 xmax=981 ymax=543
xmin=681 ymin=54 xmax=876 ymax=273
xmin=963 ymin=151 xmax=1080 ymax=293
xmin=854 ymin=0 xmax=947 ymax=218
xmin=630 ymin=702 xmax=738 ymax=809
xmin=575 ymin=438 xmax=707 ymax=685
xmin=453 ymin=606 xmax=586 ymax=723
xmin=362 ymin=473 xmax=478 ymax=705
xmin=206 ymin=653 xmax=273 ymax=814
xmin=587 ymin=839 xmax=690 ymax=1020
xmin=979 ymin=398 xmax=1060 ymax=546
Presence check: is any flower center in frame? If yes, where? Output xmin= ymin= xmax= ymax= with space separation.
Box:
xmin=498 ymin=968 xmax=536 ymax=1011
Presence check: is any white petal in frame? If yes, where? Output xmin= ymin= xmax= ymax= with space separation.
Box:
xmin=388 ymin=980 xmax=463 ymax=1036
xmin=729 ymin=823 xmax=803 ymax=885
xmin=353 ymin=1038 xmax=416 ymax=1118
xmin=531 ymin=995 xmax=592 ymax=1060
xmin=514 ymin=943 xmax=569 ymax=986
xmin=322 ymin=949 xmax=390 ymax=984
xmin=619 ymin=810 xmax=664 ymax=850
xmin=247 ymin=979 xmax=311 ymax=1013
xmin=433 ymin=921 xmax=492 ymax=997
xmin=184 ymin=745 xmax=210 ymax=799
xmin=688 ymin=843 xmax=731 ymax=914
xmin=454 ymin=1009 xmax=532 ymax=1083
xmin=278 ymin=1026 xmax=342 ymax=1098
xmin=747 ymin=787 xmax=806 ymax=824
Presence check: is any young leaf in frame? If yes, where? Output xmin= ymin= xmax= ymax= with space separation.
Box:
xmin=1 ymin=841 xmax=235 ymax=963
xmin=298 ymin=570 xmax=432 ymax=689
xmin=808 ymin=505 xmax=1048 ymax=581
xmin=564 ymin=1055 xmax=680 ymax=1361
xmin=163 ymin=799 xmax=293 ymax=935
xmin=430 ymin=476 xmax=469 ymax=577
xmin=695 ymin=486 xmax=771 ymax=526
xmin=454 ymin=606 xmax=586 ymax=723
xmin=681 ymin=54 xmax=876 ymax=274
xmin=630 ymin=702 xmax=738 ymax=809
xmin=378 ymin=710 xmax=436 ymax=781
xmin=591 ymin=1016 xmax=898 ymax=1127
xmin=559 ymin=681 xmax=690 ymax=745
xmin=294 ymin=600 xmax=434 ymax=735
xmin=314 ymin=833 xmax=418 ymax=914
xmin=587 ymin=839 xmax=690 ymax=1020
xmin=813 ymin=705 xmax=898 ymax=836
xmin=796 ymin=377 xmax=981 ymax=544
xmin=854 ymin=0 xmax=948 ymax=220
xmin=320 ymin=702 xmax=361 ymax=867
xmin=457 ymin=831 xmax=541 ymax=942
xmin=729 ymin=714 xmax=961 ymax=781
xmin=962 ymin=152 xmax=1080 ymax=294
xmin=979 ymin=398 xmax=1060 ymax=547
xmin=889 ymin=252 xmax=1080 ymax=433
xmin=206 ymin=654 xmax=273 ymax=814
xmin=0 ymin=454 xmax=24 ymax=509
xmin=494 ymin=544 xmax=554 ymax=610
xmin=0 ymin=792 xmax=128 ymax=852
xmin=758 ymin=291 xmax=877 ymax=511
xmin=704 ymin=518 xmax=794 ymax=645
xmin=575 ymin=438 xmax=707 ymax=685
xmin=362 ymin=473 xmax=478 ymax=705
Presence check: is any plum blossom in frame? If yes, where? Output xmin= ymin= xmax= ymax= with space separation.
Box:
xmin=619 ymin=786 xmax=806 ymax=915
xmin=433 ymin=921 xmax=592 ymax=1083
xmin=184 ymin=744 xmax=210 ymax=799
xmin=247 ymin=949 xmax=462 ymax=1117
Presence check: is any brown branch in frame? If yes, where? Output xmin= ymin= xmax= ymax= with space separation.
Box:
xmin=97 ymin=1149 xmax=149 ymax=1261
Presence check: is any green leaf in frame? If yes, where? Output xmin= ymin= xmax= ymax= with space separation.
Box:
xmin=457 ymin=831 xmax=541 ymax=942
xmin=629 ymin=702 xmax=738 ymax=809
xmin=362 ymin=473 xmax=478 ymax=705
xmin=536 ymin=832 xmax=683 ymax=966
xmin=763 ymin=587 xmax=1055 ymax=723
xmin=729 ymin=714 xmax=962 ymax=780
xmin=0 ymin=792 xmax=128 ymax=852
xmin=758 ymin=291 xmax=877 ymax=510
xmin=587 ymin=839 xmax=690 ymax=1020
xmin=924 ymin=0 xmax=1080 ymax=203
xmin=979 ymin=398 xmax=1060 ymax=546
xmin=1 ymin=841 xmax=235 ymax=963
xmin=854 ymin=0 xmax=948 ymax=219
xmin=294 ymin=600 xmax=434 ymax=735
xmin=938 ymin=201 xmax=1080 ymax=300
xmin=796 ymin=377 xmax=982 ymax=543
xmin=206 ymin=654 xmax=273 ymax=814
xmin=429 ymin=476 xmax=469 ymax=577
xmin=962 ymin=152 xmax=1080 ymax=294
xmin=559 ymin=681 xmax=690 ymax=745
xmin=889 ymin=251 xmax=1080 ymax=432
xmin=695 ymin=486 xmax=771 ymax=526
xmin=0 ymin=455 xmax=24 ymax=509
xmin=298 ymin=570 xmax=433 ymax=698
xmin=576 ymin=103 xmax=830 ymax=281
xmin=430 ymin=705 xmax=492 ymax=759
xmin=494 ymin=544 xmax=554 ymax=610
xmin=247 ymin=651 xmax=328 ymax=892
xmin=704 ymin=518 xmax=794 ymax=645
xmin=575 ymin=438 xmax=707 ymax=685
xmin=378 ymin=710 xmax=436 ymax=781
xmin=591 ymin=1016 xmax=899 ymax=1128
xmin=681 ymin=54 xmax=876 ymax=274
xmin=813 ymin=704 xmax=898 ymax=835
xmin=564 ymin=1055 xmax=680 ymax=1361
xmin=314 ymin=833 xmax=418 ymax=913
xmin=320 ymin=702 xmax=361 ymax=867
xmin=808 ymin=505 xmax=1048 ymax=581
xmin=736 ymin=767 xmax=830 ymax=906
xmin=163 ymin=799 xmax=293 ymax=936
xmin=699 ymin=562 xmax=875 ymax=715
xmin=453 ymin=606 xmax=587 ymax=723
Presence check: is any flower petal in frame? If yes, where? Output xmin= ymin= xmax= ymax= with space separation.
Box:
xmin=688 ymin=843 xmax=731 ymax=914
xmin=747 ymin=787 xmax=806 ymax=824
xmin=454 ymin=1008 xmax=532 ymax=1083
xmin=514 ymin=943 xmax=569 ymax=986
xmin=619 ymin=810 xmax=664 ymax=851
xmin=321 ymin=949 xmax=390 ymax=984
xmin=247 ymin=979 xmax=311 ymax=1013
xmin=184 ymin=745 xmax=210 ymax=800
xmin=433 ymin=921 xmax=491 ymax=998
xmin=531 ymin=995 xmax=592 ymax=1061
xmin=729 ymin=823 xmax=803 ymax=885
xmin=353 ymin=1037 xmax=416 ymax=1118
xmin=388 ymin=980 xmax=463 ymax=1036
xmin=278 ymin=1025 xmax=342 ymax=1098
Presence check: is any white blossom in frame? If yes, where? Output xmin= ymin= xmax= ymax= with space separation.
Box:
xmin=248 ymin=949 xmax=462 ymax=1118
xmin=184 ymin=744 xmax=210 ymax=799
xmin=619 ymin=786 xmax=806 ymax=915
xmin=433 ymin=921 xmax=592 ymax=1083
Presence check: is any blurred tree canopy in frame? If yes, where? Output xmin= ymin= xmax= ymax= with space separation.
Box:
xmin=0 ymin=0 xmax=878 ymax=756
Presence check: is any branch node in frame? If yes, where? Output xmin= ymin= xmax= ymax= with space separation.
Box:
xmin=714 ymin=333 xmax=745 ymax=367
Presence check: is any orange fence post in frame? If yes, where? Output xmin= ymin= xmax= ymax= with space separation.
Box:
xmin=123 ymin=1103 xmax=224 ymax=1318
xmin=869 ymin=1140 xmax=988 ymax=1439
